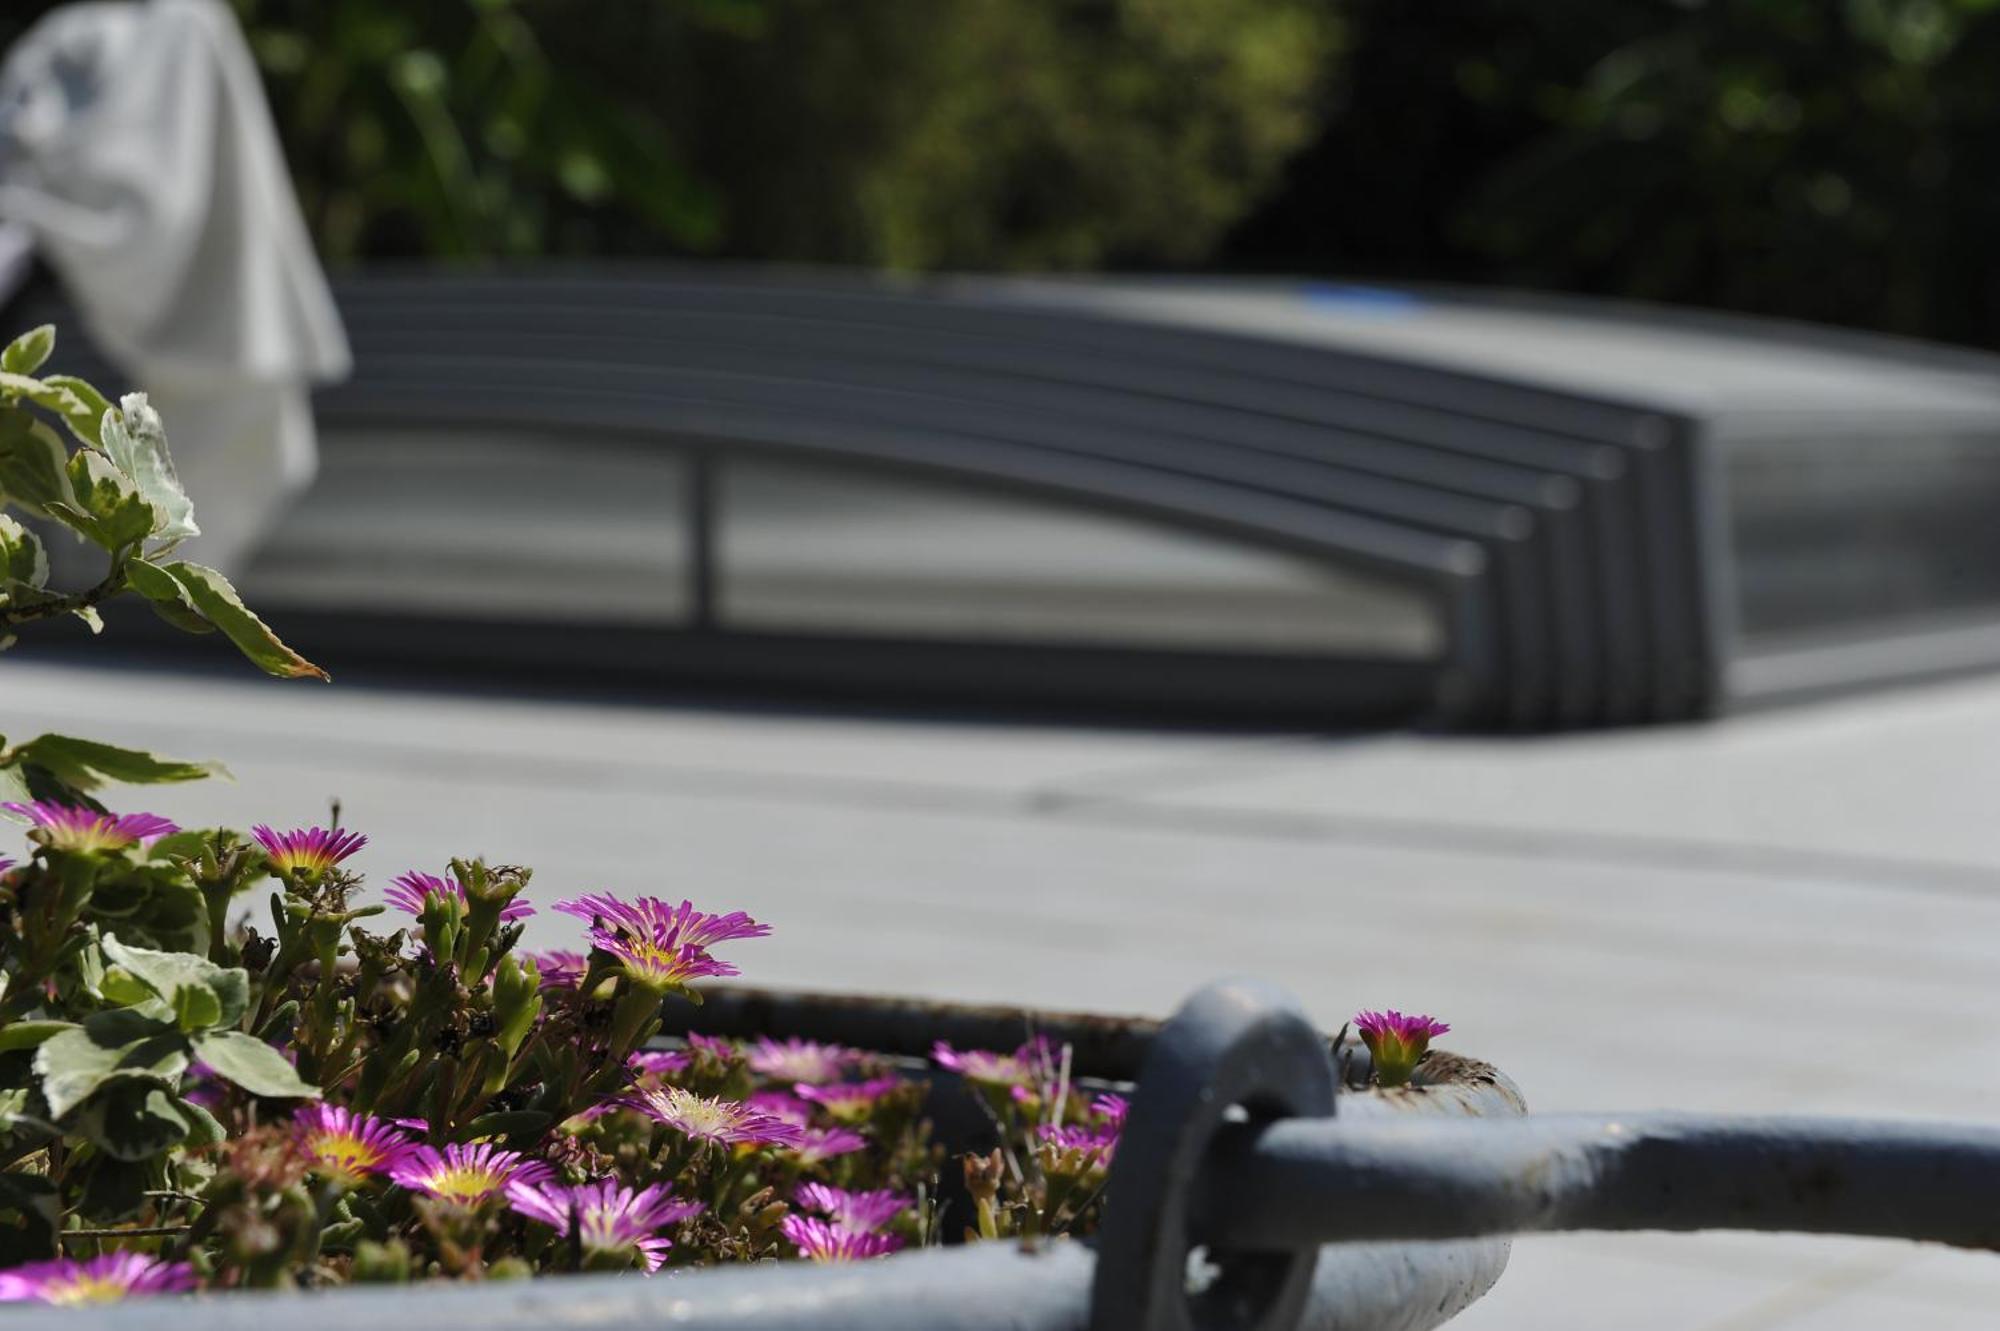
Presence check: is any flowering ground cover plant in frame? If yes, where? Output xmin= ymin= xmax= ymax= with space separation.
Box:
xmin=0 ymin=326 xmax=1136 ymax=1299
xmin=0 ymin=324 xmax=1445 ymax=1302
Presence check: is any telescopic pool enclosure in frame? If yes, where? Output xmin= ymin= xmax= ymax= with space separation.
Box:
xmin=19 ymin=270 xmax=2000 ymax=729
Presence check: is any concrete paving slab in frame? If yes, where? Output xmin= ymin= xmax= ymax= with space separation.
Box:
xmin=8 ymin=659 xmax=2000 ymax=1327
xmin=1063 ymin=672 xmax=2000 ymax=883
xmin=0 ymin=661 xmax=1270 ymax=809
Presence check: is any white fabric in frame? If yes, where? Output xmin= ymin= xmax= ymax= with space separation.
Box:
xmin=0 ymin=0 xmax=349 ymax=571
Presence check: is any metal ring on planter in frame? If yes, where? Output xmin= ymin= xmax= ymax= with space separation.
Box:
xmin=1090 ymin=978 xmax=1336 ymax=1331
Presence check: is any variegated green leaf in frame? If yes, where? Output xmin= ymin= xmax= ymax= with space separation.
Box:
xmin=99 ymin=394 xmax=197 ymax=544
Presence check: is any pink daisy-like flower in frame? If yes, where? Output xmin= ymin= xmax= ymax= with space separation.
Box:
xmin=2 ymin=801 xmax=177 ymax=854
xmin=792 ymin=1075 xmax=905 ymax=1120
xmin=747 ymin=1037 xmax=860 ymax=1084
xmin=630 ymin=1049 xmax=692 ymax=1078
xmin=253 ymin=825 xmax=367 ymax=879
xmin=387 ymin=1141 xmax=553 ymax=1206
xmin=506 ymin=1178 xmax=703 ymax=1273
xmin=931 ymin=1037 xmax=1055 ymax=1088
xmin=793 ymin=1182 xmax=910 ymax=1234
xmin=791 ymin=1126 xmax=869 ymax=1165
xmin=293 ymin=1104 xmax=416 ymax=1184
xmin=552 ymin=894 xmax=768 ymax=993
xmin=385 ymin=870 xmax=535 ymax=922
xmin=1039 ymin=1122 xmax=1119 ymax=1163
xmin=614 ymin=1084 xmax=804 ymax=1148
xmin=0 ymin=1253 xmax=195 ymax=1304
xmin=555 ymin=894 xmax=771 ymax=950
xmin=0 ymin=858 xmax=13 ymax=875
xmin=687 ymin=1033 xmax=737 ymax=1062
xmin=745 ymin=1091 xmax=813 ymax=1128
xmin=1092 ymin=1093 xmax=1130 ymax=1126
xmin=780 ymin=1213 xmax=904 ymax=1263
xmin=1353 ymin=1009 xmax=1450 ymax=1088
xmin=526 ymin=949 xmax=589 ymax=989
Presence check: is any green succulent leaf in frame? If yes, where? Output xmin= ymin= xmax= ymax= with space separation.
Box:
xmin=0 ymin=1022 xmax=74 ymax=1055
xmin=64 ymin=449 xmax=160 ymax=551
xmin=74 ymin=1082 xmax=190 ymax=1161
xmin=0 ymin=516 xmax=47 ymax=593
xmin=148 ymin=560 xmax=328 ymax=681
xmin=39 ymin=375 xmax=110 ymax=448
xmin=0 ymin=407 xmax=73 ymax=516
xmin=34 ymin=1008 xmax=189 ymax=1119
xmin=124 ymin=557 xmax=216 ymax=635
xmin=173 ymin=1096 xmax=227 ymax=1148
xmin=190 ymin=1030 xmax=318 ymax=1099
xmin=0 ymin=326 xmax=53 ymax=377
xmin=98 ymin=934 xmax=248 ymax=1029
xmin=10 ymin=734 xmax=223 ymax=792
xmin=99 ymin=394 xmax=197 ymax=544
xmin=170 ymin=984 xmax=222 ymax=1033
xmin=463 ymin=1109 xmax=553 ymax=1142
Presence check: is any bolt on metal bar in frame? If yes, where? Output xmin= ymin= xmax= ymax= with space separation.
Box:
xmin=1195 ymin=1113 xmax=2000 ymax=1252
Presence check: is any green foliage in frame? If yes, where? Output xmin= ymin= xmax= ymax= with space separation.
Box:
xmin=0 ymin=0 xmax=1333 ymax=271
xmin=0 ymin=325 xmax=325 ymax=690
xmin=677 ymin=0 xmax=1341 ymax=269
xmin=1223 ymin=0 xmax=2000 ymax=348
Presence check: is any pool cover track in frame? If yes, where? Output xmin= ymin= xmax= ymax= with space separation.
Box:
xmin=18 ymin=270 xmax=2000 ymax=729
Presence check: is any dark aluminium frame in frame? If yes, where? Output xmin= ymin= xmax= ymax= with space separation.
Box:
xmin=28 ymin=268 xmax=2000 ymax=725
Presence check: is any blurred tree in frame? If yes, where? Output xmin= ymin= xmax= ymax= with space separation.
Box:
xmin=674 ymin=0 xmax=1341 ymax=269
xmin=1226 ymin=0 xmax=2000 ymax=347
xmin=224 ymin=0 xmax=747 ymax=260
xmin=0 ymin=0 xmax=1338 ymax=270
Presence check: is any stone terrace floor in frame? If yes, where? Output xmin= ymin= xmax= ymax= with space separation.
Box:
xmin=10 ymin=658 xmax=2000 ymax=1329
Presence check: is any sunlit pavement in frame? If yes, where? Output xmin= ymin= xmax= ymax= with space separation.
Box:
xmin=10 ymin=658 xmax=2000 ymax=1329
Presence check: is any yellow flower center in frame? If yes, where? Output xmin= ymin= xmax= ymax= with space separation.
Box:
xmin=425 ymin=1165 xmax=504 ymax=1204
xmin=48 ymin=1277 xmax=127 ymax=1305
xmin=306 ymin=1131 xmax=384 ymax=1182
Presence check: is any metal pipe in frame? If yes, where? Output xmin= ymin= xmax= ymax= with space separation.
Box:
xmin=1197 ymin=1113 xmax=2000 ymax=1252
xmin=0 ymin=1238 xmax=1504 ymax=1331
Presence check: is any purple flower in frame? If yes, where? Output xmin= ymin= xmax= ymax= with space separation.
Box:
xmin=745 ymin=1091 xmax=812 ymax=1127
xmin=293 ymin=1104 xmax=417 ymax=1184
xmin=385 ymin=870 xmax=534 ymax=922
xmin=0 ymin=858 xmax=12 ymax=876
xmin=793 ymin=1182 xmax=910 ymax=1234
xmin=526 ymin=949 xmax=589 ymax=989
xmin=780 ymin=1214 xmax=904 ymax=1263
xmin=2 ymin=801 xmax=177 ymax=854
xmin=554 ymin=894 xmax=771 ymax=950
xmin=687 ymin=1033 xmax=737 ymax=1062
xmin=253 ymin=825 xmax=366 ymax=879
xmin=1038 ymin=1122 xmax=1119 ymax=1163
xmin=791 ymin=1126 xmax=869 ymax=1165
xmin=614 ymin=1085 xmax=804 ymax=1148
xmin=506 ymin=1178 xmax=703 ymax=1273
xmin=792 ymin=1075 xmax=905 ymax=1121
xmin=387 ymin=1141 xmax=553 ymax=1206
xmin=629 ymin=1049 xmax=691 ymax=1078
xmin=0 ymin=1253 xmax=195 ymax=1304
xmin=1092 ymin=1093 xmax=1129 ymax=1126
xmin=1353 ymin=1009 xmax=1450 ymax=1088
xmin=747 ymin=1036 xmax=860 ymax=1084
xmin=931 ymin=1037 xmax=1054 ymax=1088
xmin=552 ymin=894 xmax=767 ymax=993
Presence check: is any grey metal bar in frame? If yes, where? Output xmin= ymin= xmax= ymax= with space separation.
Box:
xmin=1196 ymin=1112 xmax=2000 ymax=1251
xmin=0 ymin=1237 xmax=1505 ymax=1331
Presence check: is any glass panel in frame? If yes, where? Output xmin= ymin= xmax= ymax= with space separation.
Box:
xmin=716 ymin=458 xmax=1444 ymax=658
xmin=241 ymin=427 xmax=692 ymax=623
xmin=1729 ymin=429 xmax=2000 ymax=642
